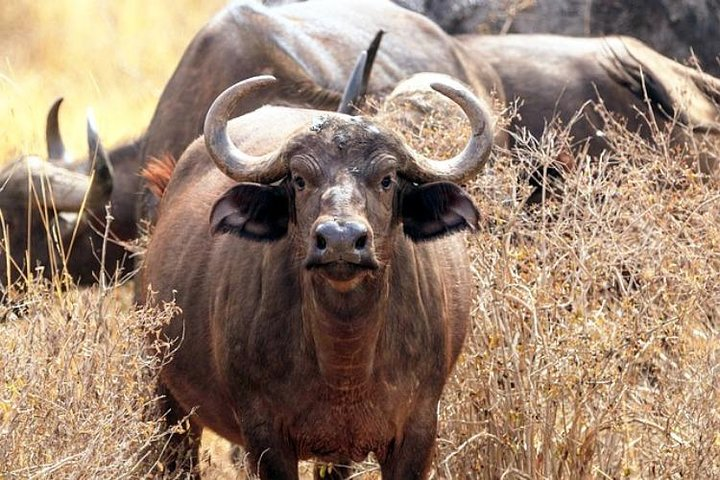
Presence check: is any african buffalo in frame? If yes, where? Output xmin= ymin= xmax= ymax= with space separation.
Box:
xmin=142 ymin=74 xmax=493 ymax=478
xmin=0 ymin=101 xmax=138 ymax=286
xmin=419 ymin=0 xmax=720 ymax=77
xmin=458 ymin=34 xmax=720 ymax=172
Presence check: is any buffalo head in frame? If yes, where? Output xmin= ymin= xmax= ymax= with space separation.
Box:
xmin=0 ymin=100 xmax=114 ymax=286
xmin=205 ymin=75 xmax=492 ymax=294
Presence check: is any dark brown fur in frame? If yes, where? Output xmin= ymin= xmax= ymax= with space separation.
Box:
xmin=142 ymin=105 xmax=478 ymax=479
xmin=459 ymin=34 xmax=720 ymax=157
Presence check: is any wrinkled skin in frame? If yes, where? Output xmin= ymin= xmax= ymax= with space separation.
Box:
xmin=142 ymin=92 xmax=484 ymax=477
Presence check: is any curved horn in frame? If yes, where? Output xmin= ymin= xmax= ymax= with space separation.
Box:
xmin=46 ymin=97 xmax=68 ymax=161
xmin=401 ymin=79 xmax=494 ymax=183
xmin=0 ymin=156 xmax=92 ymax=211
xmin=86 ymin=108 xmax=114 ymax=206
xmin=204 ymin=75 xmax=285 ymax=183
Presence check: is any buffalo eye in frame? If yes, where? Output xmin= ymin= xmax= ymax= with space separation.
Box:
xmin=380 ymin=175 xmax=393 ymax=190
xmin=294 ymin=176 xmax=306 ymax=191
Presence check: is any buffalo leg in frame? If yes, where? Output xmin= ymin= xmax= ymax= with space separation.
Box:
xmin=380 ymin=402 xmax=439 ymax=480
xmin=155 ymin=383 xmax=203 ymax=476
xmin=245 ymin=426 xmax=299 ymax=479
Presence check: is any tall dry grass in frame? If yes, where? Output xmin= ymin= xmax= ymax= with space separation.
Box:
xmin=0 ymin=281 xmax=180 ymax=478
xmin=0 ymin=2 xmax=224 ymax=478
xmin=2 ymin=1 xmax=720 ymax=479
xmin=429 ymin=107 xmax=720 ymax=479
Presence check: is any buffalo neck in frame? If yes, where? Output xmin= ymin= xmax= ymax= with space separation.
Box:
xmin=301 ymin=267 xmax=390 ymax=391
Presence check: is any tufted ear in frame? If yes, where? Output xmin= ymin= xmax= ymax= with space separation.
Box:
xmin=401 ymin=181 xmax=479 ymax=241
xmin=210 ymin=183 xmax=290 ymax=241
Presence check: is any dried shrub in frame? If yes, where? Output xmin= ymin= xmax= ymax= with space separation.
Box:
xmin=433 ymin=103 xmax=720 ymax=479
xmin=0 ymin=280 xmax=180 ymax=478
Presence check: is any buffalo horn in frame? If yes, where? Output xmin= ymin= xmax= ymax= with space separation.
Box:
xmin=3 ymin=156 xmax=93 ymax=211
xmin=337 ymin=30 xmax=384 ymax=115
xmin=401 ymin=79 xmax=494 ymax=183
xmin=46 ymin=97 xmax=68 ymax=161
xmin=337 ymin=51 xmax=368 ymax=115
xmin=86 ymin=108 xmax=114 ymax=208
xmin=203 ymin=75 xmax=285 ymax=183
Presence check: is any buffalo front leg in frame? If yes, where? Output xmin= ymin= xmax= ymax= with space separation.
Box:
xmin=245 ymin=423 xmax=300 ymax=480
xmin=153 ymin=383 xmax=204 ymax=476
xmin=380 ymin=402 xmax=439 ymax=480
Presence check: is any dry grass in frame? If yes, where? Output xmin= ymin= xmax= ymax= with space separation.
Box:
xmin=0 ymin=279 xmax=181 ymax=478
xmin=0 ymin=2 xmax=223 ymax=478
xmin=427 ymin=106 xmax=720 ymax=479
xmin=3 ymin=1 xmax=720 ymax=479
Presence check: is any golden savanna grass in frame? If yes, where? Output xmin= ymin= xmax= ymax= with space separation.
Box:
xmin=2 ymin=1 xmax=720 ymax=479
xmin=0 ymin=0 xmax=225 ymax=161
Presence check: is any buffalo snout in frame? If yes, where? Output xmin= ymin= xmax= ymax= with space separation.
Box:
xmin=306 ymin=217 xmax=378 ymax=271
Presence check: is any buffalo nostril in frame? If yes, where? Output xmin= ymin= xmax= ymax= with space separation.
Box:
xmin=354 ymin=234 xmax=367 ymax=250
xmin=316 ymin=234 xmax=327 ymax=250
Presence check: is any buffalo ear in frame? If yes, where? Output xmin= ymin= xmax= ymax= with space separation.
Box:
xmin=401 ymin=181 xmax=479 ymax=241
xmin=210 ymin=183 xmax=289 ymax=241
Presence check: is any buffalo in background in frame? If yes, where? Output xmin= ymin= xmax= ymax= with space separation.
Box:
xmin=460 ymin=35 xmax=720 ymax=174
xmin=397 ymin=0 xmax=720 ymax=76
xmin=0 ymin=101 xmax=138 ymax=286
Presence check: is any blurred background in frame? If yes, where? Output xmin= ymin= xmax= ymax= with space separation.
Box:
xmin=0 ymin=0 xmax=225 ymax=162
